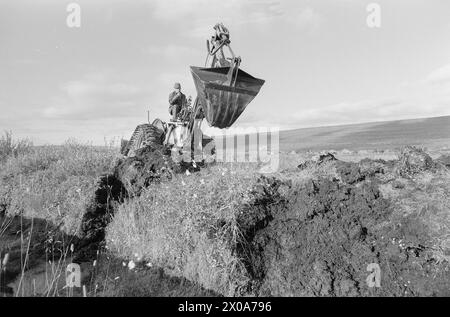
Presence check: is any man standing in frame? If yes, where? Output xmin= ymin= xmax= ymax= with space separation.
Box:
xmin=168 ymin=82 xmax=188 ymax=121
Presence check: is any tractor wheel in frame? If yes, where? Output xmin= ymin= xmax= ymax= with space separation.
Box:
xmin=124 ymin=124 xmax=164 ymax=157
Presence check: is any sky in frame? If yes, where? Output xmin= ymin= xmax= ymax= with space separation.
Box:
xmin=1 ymin=0 xmax=450 ymax=145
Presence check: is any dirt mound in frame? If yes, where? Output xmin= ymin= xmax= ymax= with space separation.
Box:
xmin=298 ymin=152 xmax=337 ymax=170
xmin=221 ymin=153 xmax=449 ymax=296
xmin=114 ymin=145 xmax=177 ymax=196
xmin=435 ymin=154 xmax=450 ymax=168
xmin=113 ymin=144 xmax=202 ymax=196
xmin=398 ymin=146 xmax=435 ymax=176
xmin=235 ymin=155 xmax=450 ymax=296
xmin=250 ymin=178 xmax=390 ymax=296
xmin=335 ymin=159 xmax=391 ymax=184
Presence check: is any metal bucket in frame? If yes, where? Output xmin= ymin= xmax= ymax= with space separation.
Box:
xmin=190 ymin=66 xmax=265 ymax=129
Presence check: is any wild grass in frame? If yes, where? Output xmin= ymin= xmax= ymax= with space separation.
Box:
xmin=0 ymin=139 xmax=120 ymax=234
xmin=0 ymin=137 xmax=120 ymax=296
xmin=106 ymin=163 xmax=262 ymax=296
xmin=380 ymin=168 xmax=450 ymax=263
xmin=0 ymin=131 xmax=33 ymax=163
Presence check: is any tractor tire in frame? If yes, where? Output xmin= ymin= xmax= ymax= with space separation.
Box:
xmin=124 ymin=124 xmax=164 ymax=157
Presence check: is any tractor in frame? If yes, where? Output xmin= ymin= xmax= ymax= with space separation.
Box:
xmin=121 ymin=23 xmax=265 ymax=163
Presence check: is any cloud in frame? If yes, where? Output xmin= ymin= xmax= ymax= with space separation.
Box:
xmin=148 ymin=0 xmax=322 ymax=37
xmin=149 ymin=0 xmax=210 ymax=20
xmin=146 ymin=44 xmax=201 ymax=60
xmin=241 ymin=63 xmax=450 ymax=130
xmin=286 ymin=64 xmax=450 ymax=127
xmin=424 ymin=63 xmax=450 ymax=85
xmin=284 ymin=6 xmax=322 ymax=32
xmin=42 ymin=72 xmax=151 ymax=120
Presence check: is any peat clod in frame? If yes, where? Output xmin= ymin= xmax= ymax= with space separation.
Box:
xmin=297 ymin=152 xmax=337 ymax=170
xmin=398 ymin=146 xmax=435 ymax=176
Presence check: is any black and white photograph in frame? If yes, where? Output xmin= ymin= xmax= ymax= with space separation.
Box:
xmin=1 ymin=0 xmax=450 ymax=303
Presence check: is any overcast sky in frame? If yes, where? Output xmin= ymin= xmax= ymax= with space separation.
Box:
xmin=1 ymin=0 xmax=450 ymax=145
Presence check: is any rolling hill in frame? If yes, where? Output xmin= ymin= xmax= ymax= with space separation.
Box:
xmin=279 ymin=115 xmax=450 ymax=152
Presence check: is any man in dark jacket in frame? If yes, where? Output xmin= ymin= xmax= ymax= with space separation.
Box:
xmin=168 ymin=82 xmax=188 ymax=121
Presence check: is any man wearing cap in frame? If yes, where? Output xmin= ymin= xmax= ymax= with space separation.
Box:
xmin=168 ymin=82 xmax=188 ymax=121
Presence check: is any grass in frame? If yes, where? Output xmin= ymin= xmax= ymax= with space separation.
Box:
xmin=0 ymin=136 xmax=120 ymax=296
xmin=106 ymin=163 xmax=262 ymax=296
xmin=0 ymin=131 xmax=32 ymax=163
xmin=279 ymin=115 xmax=450 ymax=152
xmin=0 ymin=138 xmax=119 ymax=234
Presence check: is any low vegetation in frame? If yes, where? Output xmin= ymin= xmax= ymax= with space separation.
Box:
xmin=0 ymin=138 xmax=119 ymax=234
xmin=0 ymin=131 xmax=33 ymax=163
xmin=0 ymin=136 xmax=120 ymax=296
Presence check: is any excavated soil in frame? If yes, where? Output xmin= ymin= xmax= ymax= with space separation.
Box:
xmin=232 ymin=148 xmax=450 ymax=296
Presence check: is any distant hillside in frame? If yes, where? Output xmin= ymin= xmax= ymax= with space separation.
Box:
xmin=279 ymin=115 xmax=450 ymax=152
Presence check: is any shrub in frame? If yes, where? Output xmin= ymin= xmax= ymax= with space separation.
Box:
xmin=0 ymin=131 xmax=32 ymax=162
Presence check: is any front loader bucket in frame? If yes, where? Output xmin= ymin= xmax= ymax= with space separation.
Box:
xmin=190 ymin=66 xmax=265 ymax=129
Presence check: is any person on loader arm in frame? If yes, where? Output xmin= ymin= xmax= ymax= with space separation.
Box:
xmin=168 ymin=82 xmax=188 ymax=121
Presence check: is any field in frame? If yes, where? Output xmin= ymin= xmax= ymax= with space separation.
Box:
xmin=1 ymin=116 xmax=450 ymax=297
xmin=279 ymin=115 xmax=450 ymax=153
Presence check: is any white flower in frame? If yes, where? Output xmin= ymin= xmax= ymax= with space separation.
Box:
xmin=185 ymin=170 xmax=191 ymax=176
xmin=146 ymin=262 xmax=153 ymax=268
xmin=128 ymin=260 xmax=136 ymax=270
